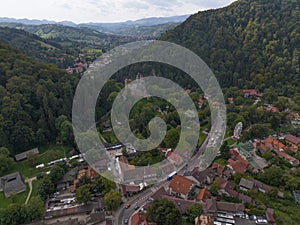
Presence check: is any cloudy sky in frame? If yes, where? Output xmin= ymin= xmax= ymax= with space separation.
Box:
xmin=1 ymin=0 xmax=237 ymax=23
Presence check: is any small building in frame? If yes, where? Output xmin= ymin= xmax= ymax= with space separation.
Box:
xmin=239 ymin=178 xmax=254 ymax=192
xmin=285 ymin=134 xmax=300 ymax=149
xmin=0 ymin=172 xmax=26 ymax=197
xmin=169 ymin=175 xmax=196 ymax=199
xmin=243 ymin=89 xmax=263 ymax=99
xmin=197 ymin=188 xmax=210 ymax=203
xmin=15 ymin=148 xmax=39 ymax=161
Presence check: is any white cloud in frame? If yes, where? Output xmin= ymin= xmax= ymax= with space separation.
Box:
xmin=0 ymin=0 xmax=237 ymax=23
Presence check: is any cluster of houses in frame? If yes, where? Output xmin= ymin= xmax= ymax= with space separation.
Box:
xmin=128 ymin=164 xmax=275 ymax=225
xmin=255 ymin=134 xmax=300 ymax=165
xmin=127 ymin=133 xmax=300 ymax=225
xmin=65 ymin=62 xmax=88 ymax=74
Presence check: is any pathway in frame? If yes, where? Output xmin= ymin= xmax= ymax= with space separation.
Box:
xmin=25 ymin=176 xmax=37 ymax=205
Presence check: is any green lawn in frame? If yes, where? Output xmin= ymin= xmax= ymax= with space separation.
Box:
xmin=0 ymin=184 xmax=29 ymax=208
xmin=227 ymin=138 xmax=237 ymax=146
xmin=1 ymin=144 xmax=71 ymax=179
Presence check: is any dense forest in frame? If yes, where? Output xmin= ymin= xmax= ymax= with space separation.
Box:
xmin=0 ymin=42 xmax=79 ymax=154
xmin=161 ymin=0 xmax=300 ymax=97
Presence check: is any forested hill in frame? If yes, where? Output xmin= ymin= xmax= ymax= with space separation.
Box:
xmin=0 ymin=27 xmax=76 ymax=68
xmin=0 ymin=42 xmax=79 ymax=154
xmin=161 ymin=0 xmax=300 ymax=97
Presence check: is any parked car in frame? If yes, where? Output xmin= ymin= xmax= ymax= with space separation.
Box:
xmin=125 ymin=203 xmax=131 ymax=209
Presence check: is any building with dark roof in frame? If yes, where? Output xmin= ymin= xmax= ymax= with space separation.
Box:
xmin=15 ymin=148 xmax=39 ymax=161
xmin=0 ymin=172 xmax=26 ymax=197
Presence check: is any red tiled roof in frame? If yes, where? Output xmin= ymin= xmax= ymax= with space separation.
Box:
xmin=275 ymin=150 xmax=300 ymax=165
xmin=212 ymin=162 xmax=225 ymax=175
xmin=228 ymin=160 xmax=248 ymax=173
xmin=169 ymin=175 xmax=196 ymax=195
xmin=286 ymin=134 xmax=300 ymax=147
xmin=197 ymin=188 xmax=210 ymax=202
xmin=265 ymin=137 xmax=288 ymax=150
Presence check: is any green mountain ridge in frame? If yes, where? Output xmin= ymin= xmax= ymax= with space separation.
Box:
xmin=161 ymin=0 xmax=300 ymax=97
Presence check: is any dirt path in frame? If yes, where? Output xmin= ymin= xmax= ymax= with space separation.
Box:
xmin=25 ymin=176 xmax=37 ymax=205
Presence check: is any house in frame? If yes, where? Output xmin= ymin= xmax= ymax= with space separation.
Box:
xmin=265 ymin=137 xmax=289 ymax=151
xmin=162 ymin=195 xmax=201 ymax=214
xmin=243 ymin=89 xmax=263 ymax=99
xmin=186 ymin=168 xmax=216 ymax=186
xmin=131 ymin=212 xmax=157 ymax=225
xmin=57 ymin=167 xmax=78 ymax=190
xmin=120 ymin=184 xmax=141 ymax=196
xmin=285 ymin=134 xmax=300 ymax=149
xmin=169 ymin=175 xmax=196 ymax=199
xmin=123 ymin=166 xmax=157 ymax=183
xmin=197 ymin=188 xmax=210 ymax=203
xmin=227 ymin=159 xmax=249 ymax=174
xmin=203 ymin=199 xmax=244 ymax=216
xmin=249 ymin=178 xmax=271 ymax=193
xmin=275 ymin=150 xmax=299 ymax=166
xmin=211 ymin=162 xmax=225 ymax=176
xmin=0 ymin=172 xmax=26 ymax=198
xmin=195 ymin=215 xmax=214 ymax=225
xmin=15 ymin=148 xmax=39 ymax=161
xmin=239 ymin=178 xmax=254 ymax=191
xmin=237 ymin=193 xmax=252 ymax=204
xmin=151 ymin=187 xmax=200 ymax=214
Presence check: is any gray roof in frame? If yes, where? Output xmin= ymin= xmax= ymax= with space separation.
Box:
xmin=0 ymin=172 xmax=26 ymax=197
xmin=123 ymin=166 xmax=157 ymax=183
xmin=15 ymin=148 xmax=39 ymax=161
xmin=239 ymin=178 xmax=254 ymax=190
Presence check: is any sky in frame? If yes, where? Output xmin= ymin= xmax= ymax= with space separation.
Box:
xmin=0 ymin=0 xmax=237 ymax=23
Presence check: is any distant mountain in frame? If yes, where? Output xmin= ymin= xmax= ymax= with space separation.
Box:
xmin=0 ymin=15 xmax=190 ymax=38
xmin=78 ymin=15 xmax=189 ymax=37
xmin=161 ymin=0 xmax=300 ymax=97
xmin=0 ymin=17 xmax=76 ymax=26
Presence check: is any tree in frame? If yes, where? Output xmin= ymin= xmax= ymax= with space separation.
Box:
xmin=210 ymin=179 xmax=220 ymax=196
xmin=104 ymin=190 xmax=121 ymax=210
xmin=25 ymin=196 xmax=45 ymax=222
xmin=0 ymin=147 xmax=13 ymax=174
xmin=37 ymin=177 xmax=55 ymax=200
xmin=146 ymin=199 xmax=182 ymax=225
xmin=187 ymin=203 xmax=202 ymax=222
xmin=164 ymin=128 xmax=180 ymax=149
xmin=27 ymin=152 xmax=38 ymax=167
xmin=49 ymin=165 xmax=65 ymax=183
xmin=75 ymin=184 xmax=92 ymax=204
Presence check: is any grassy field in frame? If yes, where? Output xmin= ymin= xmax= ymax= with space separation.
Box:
xmin=0 ymin=145 xmax=71 ymax=209
xmin=0 ymin=184 xmax=29 ymax=208
xmin=1 ymin=144 xmax=71 ymax=178
xmin=227 ymin=138 xmax=237 ymax=146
